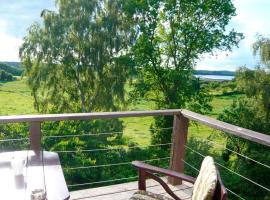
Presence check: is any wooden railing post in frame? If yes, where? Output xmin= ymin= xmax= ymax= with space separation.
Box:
xmin=138 ymin=169 xmax=146 ymax=191
xmin=168 ymin=114 xmax=189 ymax=185
xmin=29 ymin=121 xmax=41 ymax=153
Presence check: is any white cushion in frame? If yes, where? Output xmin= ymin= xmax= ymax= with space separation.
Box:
xmin=192 ymin=156 xmax=217 ymax=200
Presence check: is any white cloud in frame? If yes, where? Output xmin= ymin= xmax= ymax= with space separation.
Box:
xmin=0 ymin=1 xmax=55 ymax=62
xmin=233 ymin=0 xmax=270 ymax=47
xmin=0 ymin=19 xmax=22 ymax=61
xmin=197 ymin=0 xmax=270 ymax=71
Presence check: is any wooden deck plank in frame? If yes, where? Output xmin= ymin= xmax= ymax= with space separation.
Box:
xmin=70 ymin=178 xmax=193 ymax=200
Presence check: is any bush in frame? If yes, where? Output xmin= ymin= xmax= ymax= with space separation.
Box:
xmin=0 ymin=62 xmax=23 ymax=76
xmin=0 ymin=70 xmax=15 ymax=81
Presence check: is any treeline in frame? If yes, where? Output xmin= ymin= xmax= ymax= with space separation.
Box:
xmin=0 ymin=62 xmax=23 ymax=81
xmin=0 ymin=62 xmax=23 ymax=77
xmin=0 ymin=70 xmax=14 ymax=81
xmin=3 ymin=62 xmax=21 ymax=68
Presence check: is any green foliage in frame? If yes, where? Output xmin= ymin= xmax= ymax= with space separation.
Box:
xmin=150 ymin=116 xmax=173 ymax=146
xmin=210 ymin=93 xmax=242 ymax=117
xmin=0 ymin=62 xmax=23 ymax=76
xmin=205 ymin=80 xmax=238 ymax=96
xmin=236 ymin=66 xmax=270 ymax=120
xmin=0 ymin=70 xmax=14 ymax=81
xmin=0 ymin=123 xmax=29 ymax=152
xmin=129 ymin=0 xmax=242 ymax=108
xmin=41 ymin=119 xmax=125 ymax=188
xmin=219 ymin=98 xmax=266 ymax=133
xmin=218 ymin=98 xmax=270 ymax=199
xmin=20 ymin=0 xmax=135 ymax=113
xmin=217 ymin=38 xmax=270 ymax=198
xmin=127 ymin=0 xmax=242 ymax=144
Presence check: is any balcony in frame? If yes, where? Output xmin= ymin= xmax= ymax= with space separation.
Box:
xmin=0 ymin=109 xmax=269 ymax=200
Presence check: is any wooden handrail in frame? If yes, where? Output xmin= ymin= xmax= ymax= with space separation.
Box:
xmin=181 ymin=109 xmax=270 ymax=147
xmin=0 ymin=109 xmax=269 ymax=147
xmin=0 ymin=109 xmax=181 ymax=123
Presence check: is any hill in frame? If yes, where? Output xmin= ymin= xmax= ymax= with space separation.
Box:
xmin=195 ymin=70 xmax=235 ymax=76
xmin=3 ymin=62 xmax=21 ymax=68
xmin=0 ymin=62 xmax=23 ymax=76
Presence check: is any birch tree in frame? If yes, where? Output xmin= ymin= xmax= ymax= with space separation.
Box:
xmin=20 ymin=0 xmax=134 ymax=113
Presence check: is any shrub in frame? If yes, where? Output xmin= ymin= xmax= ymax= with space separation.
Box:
xmin=0 ymin=70 xmax=15 ymax=81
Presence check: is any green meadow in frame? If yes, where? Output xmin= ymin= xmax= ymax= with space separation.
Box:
xmin=0 ymin=79 xmax=35 ymax=115
xmin=0 ymin=79 xmax=240 ymax=146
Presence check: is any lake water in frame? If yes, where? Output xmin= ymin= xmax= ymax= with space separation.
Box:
xmin=195 ymin=75 xmax=234 ymax=80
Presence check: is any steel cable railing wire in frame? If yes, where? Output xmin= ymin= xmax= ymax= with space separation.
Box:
xmin=215 ymin=162 xmax=270 ymax=193
xmin=43 ymin=131 xmax=123 ymax=139
xmin=55 ymin=143 xmax=172 ymax=153
xmin=42 ymin=127 xmax=173 ymax=139
xmin=200 ymin=138 xmax=270 ymax=170
xmin=225 ymin=188 xmax=246 ymax=200
xmin=64 ymin=157 xmax=170 ymax=170
xmin=60 ymin=142 xmax=171 ymax=188
xmin=69 ymin=157 xmax=242 ymax=199
xmin=144 ymin=127 xmax=173 ymax=131
xmin=181 ymin=158 xmax=246 ymax=200
xmin=184 ymin=144 xmax=270 ymax=193
xmin=43 ymin=128 xmax=171 ymax=188
xmin=47 ymin=129 xmax=169 ymax=191
xmin=68 ymin=176 xmax=138 ymax=187
xmin=0 ymin=138 xmax=30 ymax=153
xmin=181 ymin=159 xmax=199 ymax=172
xmin=0 ymin=137 xmax=29 ymax=142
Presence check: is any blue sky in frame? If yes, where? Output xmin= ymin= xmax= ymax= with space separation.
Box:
xmin=0 ymin=0 xmax=55 ymax=61
xmin=0 ymin=0 xmax=269 ymax=71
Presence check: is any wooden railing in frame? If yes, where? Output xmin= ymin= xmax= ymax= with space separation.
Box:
xmin=169 ymin=109 xmax=270 ymax=185
xmin=0 ymin=109 xmax=270 ymax=186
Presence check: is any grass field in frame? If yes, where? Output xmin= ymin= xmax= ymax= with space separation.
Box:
xmin=210 ymin=94 xmax=241 ymax=117
xmin=0 ymin=79 xmax=35 ymax=115
xmin=121 ymin=94 xmax=241 ymax=146
xmin=0 ymin=79 xmax=240 ymax=146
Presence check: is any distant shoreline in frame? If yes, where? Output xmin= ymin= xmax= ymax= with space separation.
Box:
xmin=0 ymin=62 xmax=236 ymax=78
xmin=195 ymin=70 xmax=235 ymax=76
xmin=195 ymin=74 xmax=234 ymax=81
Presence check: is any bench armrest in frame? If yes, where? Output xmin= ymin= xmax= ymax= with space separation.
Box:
xmin=132 ymin=161 xmax=196 ymax=183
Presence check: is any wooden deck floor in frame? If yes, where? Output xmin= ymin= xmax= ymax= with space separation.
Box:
xmin=70 ymin=178 xmax=193 ymax=200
